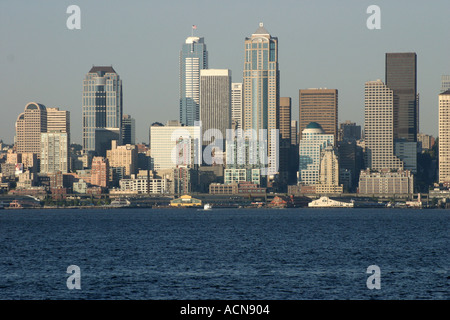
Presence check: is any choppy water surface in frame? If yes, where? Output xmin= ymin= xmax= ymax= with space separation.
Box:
xmin=0 ymin=208 xmax=448 ymax=300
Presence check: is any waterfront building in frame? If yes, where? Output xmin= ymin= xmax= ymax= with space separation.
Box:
xmin=358 ymin=169 xmax=414 ymax=194
xmin=180 ymin=35 xmax=208 ymax=126
xmin=82 ymin=66 xmax=122 ymax=155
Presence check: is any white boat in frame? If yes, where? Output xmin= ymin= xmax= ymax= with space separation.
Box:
xmin=203 ymin=203 xmax=212 ymax=210
xmin=110 ymin=198 xmax=131 ymax=207
xmin=308 ymin=196 xmax=354 ymax=208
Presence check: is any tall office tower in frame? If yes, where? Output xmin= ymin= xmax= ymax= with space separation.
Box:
xmin=231 ymin=83 xmax=243 ymax=130
xmin=47 ymin=107 xmax=70 ymax=139
xmin=441 ymin=75 xmax=450 ymax=93
xmin=243 ymin=23 xmax=279 ymax=162
xmin=15 ymin=102 xmax=47 ymax=158
xmin=364 ymin=80 xmax=404 ymax=171
xmin=299 ymin=88 xmax=338 ymax=144
xmin=439 ymin=90 xmax=450 ymax=183
xmin=277 ymin=97 xmax=291 ymax=185
xmin=82 ymin=66 xmax=123 ymax=155
xmin=298 ymin=122 xmax=334 ymax=186
xmin=121 ymin=114 xmax=135 ymax=145
xmin=40 ymin=132 xmax=69 ymax=173
xmin=290 ymin=120 xmax=298 ymax=145
xmin=339 ymin=120 xmax=361 ymax=141
xmin=385 ymin=52 xmax=418 ymax=141
xmin=180 ymin=36 xmax=208 ymax=126
xmin=199 ymin=69 xmax=231 ymax=151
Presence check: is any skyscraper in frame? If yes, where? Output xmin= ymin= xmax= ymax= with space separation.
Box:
xmin=364 ymin=80 xmax=404 ymax=171
xmin=299 ymin=88 xmax=338 ymax=143
xmin=439 ymin=90 xmax=450 ymax=183
xmin=82 ymin=66 xmax=123 ymax=155
xmin=180 ymin=36 xmax=208 ymax=126
xmin=243 ymin=23 xmax=279 ymax=136
xmin=47 ymin=107 xmax=70 ymax=140
xmin=40 ymin=132 xmax=69 ymax=173
xmin=441 ymin=75 xmax=450 ymax=93
xmin=385 ymin=52 xmax=418 ymax=141
xmin=199 ymin=69 xmax=231 ymax=150
xmin=243 ymin=23 xmax=279 ymax=176
xmin=121 ymin=114 xmax=135 ymax=145
xmin=15 ymin=102 xmax=47 ymax=158
xmin=231 ymin=83 xmax=243 ymax=130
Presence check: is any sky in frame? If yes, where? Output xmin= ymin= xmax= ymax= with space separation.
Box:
xmin=1 ymin=0 xmax=450 ymax=145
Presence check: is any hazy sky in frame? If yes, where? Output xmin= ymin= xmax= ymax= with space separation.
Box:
xmin=1 ymin=0 xmax=449 ymax=144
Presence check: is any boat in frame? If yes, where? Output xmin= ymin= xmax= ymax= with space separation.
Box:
xmin=203 ymin=203 xmax=212 ymax=210
xmin=308 ymin=196 xmax=354 ymax=208
xmin=109 ymin=198 xmax=131 ymax=208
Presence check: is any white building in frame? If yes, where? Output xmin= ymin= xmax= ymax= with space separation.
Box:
xmin=439 ymin=90 xmax=450 ymax=183
xmin=298 ymin=122 xmax=334 ymax=185
xmin=364 ymin=80 xmax=404 ymax=171
xmin=231 ymin=83 xmax=243 ymax=130
xmin=40 ymin=132 xmax=69 ymax=173
xmin=149 ymin=121 xmax=201 ymax=171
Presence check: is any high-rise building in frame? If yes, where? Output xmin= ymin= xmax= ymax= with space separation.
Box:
xmin=82 ymin=66 xmax=123 ymax=155
xmin=299 ymin=88 xmax=338 ymax=144
xmin=385 ymin=52 xmax=418 ymax=141
xmin=180 ymin=36 xmax=208 ymax=126
xmin=364 ymin=80 xmax=404 ymax=171
xmin=315 ymin=145 xmax=343 ymax=194
xmin=242 ymin=23 xmax=279 ymax=169
xmin=91 ymin=156 xmax=109 ymax=188
xmin=231 ymin=83 xmax=243 ymax=130
xmin=199 ymin=69 xmax=231 ymax=150
xmin=47 ymin=108 xmax=70 ymax=137
xmin=277 ymin=97 xmax=291 ymax=185
xmin=106 ymin=140 xmax=138 ymax=177
xmin=149 ymin=121 xmax=201 ymax=171
xmin=15 ymin=102 xmax=47 ymax=157
xmin=441 ymin=75 xmax=450 ymax=93
xmin=439 ymin=90 xmax=450 ymax=183
xmin=121 ymin=114 xmax=135 ymax=145
xmin=338 ymin=120 xmax=361 ymax=141
xmin=40 ymin=132 xmax=69 ymax=174
xmin=298 ymin=122 xmax=334 ymax=186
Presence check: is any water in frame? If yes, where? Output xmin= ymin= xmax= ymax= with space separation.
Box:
xmin=0 ymin=208 xmax=448 ymax=300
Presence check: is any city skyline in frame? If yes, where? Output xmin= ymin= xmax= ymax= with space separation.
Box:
xmin=1 ymin=1 xmax=450 ymax=144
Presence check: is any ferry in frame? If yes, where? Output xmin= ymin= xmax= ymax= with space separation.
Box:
xmin=308 ymin=196 xmax=354 ymax=208
xmin=109 ymin=198 xmax=131 ymax=208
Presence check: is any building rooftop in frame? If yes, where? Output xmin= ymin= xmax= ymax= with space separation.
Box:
xmin=88 ymin=66 xmax=116 ymax=74
xmin=253 ymin=22 xmax=269 ymax=35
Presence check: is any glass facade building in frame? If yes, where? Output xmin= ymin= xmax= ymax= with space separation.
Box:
xmin=82 ymin=66 xmax=123 ymax=155
xmin=179 ymin=36 xmax=208 ymax=126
